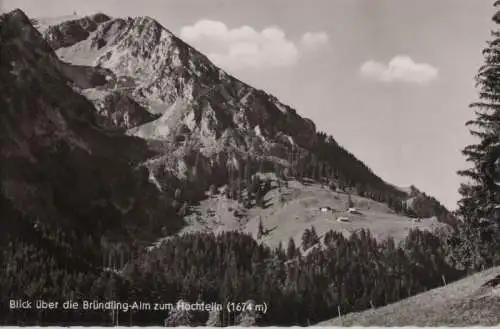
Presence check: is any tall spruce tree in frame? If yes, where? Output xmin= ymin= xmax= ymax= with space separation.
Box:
xmin=455 ymin=1 xmax=500 ymax=270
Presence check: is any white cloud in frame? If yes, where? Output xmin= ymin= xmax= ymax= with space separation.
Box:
xmin=360 ymin=56 xmax=438 ymax=85
xmin=300 ymin=32 xmax=329 ymax=50
xmin=179 ymin=20 xmax=329 ymax=71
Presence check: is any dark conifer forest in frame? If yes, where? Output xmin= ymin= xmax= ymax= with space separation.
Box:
xmin=0 ymin=197 xmax=465 ymax=326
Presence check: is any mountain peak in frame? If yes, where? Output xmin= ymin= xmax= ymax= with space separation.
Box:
xmin=34 ymin=12 xmax=453 ymax=227
xmin=42 ymin=12 xmax=112 ymax=50
xmin=1 ymin=8 xmax=29 ymax=21
xmin=1 ymin=9 xmax=45 ymax=43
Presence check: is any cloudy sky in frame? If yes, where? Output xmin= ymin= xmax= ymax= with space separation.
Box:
xmin=2 ymin=0 xmax=495 ymax=209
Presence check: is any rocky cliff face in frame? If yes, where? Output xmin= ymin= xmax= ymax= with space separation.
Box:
xmin=1 ymin=8 xmax=454 ymax=254
xmin=0 ymin=10 xmax=180 ymax=250
xmin=42 ymin=14 xmax=318 ymax=169
xmin=81 ymin=88 xmax=161 ymax=132
xmin=43 ymin=13 xmax=112 ymax=50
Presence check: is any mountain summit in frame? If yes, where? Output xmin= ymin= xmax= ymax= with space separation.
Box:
xmin=45 ymin=13 xmax=318 ymax=159
xmin=37 ymin=12 xmax=418 ymax=206
xmin=1 ymin=9 xmax=455 ymax=248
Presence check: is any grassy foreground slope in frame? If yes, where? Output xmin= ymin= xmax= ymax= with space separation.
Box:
xmin=316 ymin=266 xmax=500 ymax=326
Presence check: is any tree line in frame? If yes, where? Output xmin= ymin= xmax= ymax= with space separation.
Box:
xmin=448 ymin=0 xmax=500 ymax=272
xmin=0 ymin=207 xmax=465 ymax=326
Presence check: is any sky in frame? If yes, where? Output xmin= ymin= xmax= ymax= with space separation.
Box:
xmin=2 ymin=0 xmax=495 ymax=210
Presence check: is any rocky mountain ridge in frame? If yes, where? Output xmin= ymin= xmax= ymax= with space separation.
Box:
xmin=0 ymin=9 xmax=181 ymax=257
xmin=43 ymin=13 xmax=317 ymax=150
xmin=0 ymin=8 xmax=455 ymax=257
xmin=37 ymin=12 xmax=414 ymax=203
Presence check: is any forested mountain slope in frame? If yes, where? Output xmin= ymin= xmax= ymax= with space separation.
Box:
xmin=0 ymin=8 xmax=461 ymax=326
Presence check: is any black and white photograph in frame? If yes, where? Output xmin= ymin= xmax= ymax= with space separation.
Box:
xmin=1 ymin=0 xmax=500 ymax=326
